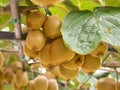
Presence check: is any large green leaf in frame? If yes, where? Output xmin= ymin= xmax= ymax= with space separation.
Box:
xmin=95 ymin=7 xmax=120 ymax=46
xmin=61 ymin=11 xmax=101 ymax=55
xmin=62 ymin=7 xmax=120 ymax=55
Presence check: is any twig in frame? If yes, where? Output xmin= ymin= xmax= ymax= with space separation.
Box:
xmin=102 ymin=52 xmax=110 ymax=65
xmin=115 ymin=68 xmax=119 ymax=83
xmin=10 ymin=0 xmax=24 ymax=58
xmin=0 ymin=49 xmax=18 ymax=53
xmin=0 ymin=31 xmax=27 ymax=40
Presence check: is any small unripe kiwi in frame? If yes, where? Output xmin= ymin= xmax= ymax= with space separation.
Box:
xmin=34 ymin=75 xmax=48 ymax=90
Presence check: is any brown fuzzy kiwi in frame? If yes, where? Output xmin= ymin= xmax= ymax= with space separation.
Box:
xmin=81 ymin=54 xmax=101 ymax=73
xmin=91 ymin=41 xmax=108 ymax=57
xmin=23 ymin=44 xmax=39 ymax=59
xmin=43 ymin=15 xmax=62 ymax=39
xmin=62 ymin=54 xmax=84 ymax=70
xmin=4 ymin=68 xmax=15 ymax=83
xmin=58 ymin=65 xmax=79 ymax=80
xmin=39 ymin=38 xmax=75 ymax=66
xmin=30 ymin=0 xmax=64 ymax=7
xmin=117 ymin=82 xmax=120 ymax=90
xmin=25 ymin=29 xmax=46 ymax=51
xmin=48 ymin=79 xmax=58 ymax=90
xmin=34 ymin=75 xmax=48 ymax=90
xmin=0 ymin=70 xmax=4 ymax=84
xmin=96 ymin=78 xmax=116 ymax=90
xmin=11 ymin=61 xmax=22 ymax=74
xmin=49 ymin=66 xmax=61 ymax=78
xmin=0 ymin=51 xmax=4 ymax=69
xmin=26 ymin=80 xmax=35 ymax=90
xmin=15 ymin=71 xmax=28 ymax=88
xmin=0 ymin=84 xmax=4 ymax=90
xmin=26 ymin=11 xmax=45 ymax=29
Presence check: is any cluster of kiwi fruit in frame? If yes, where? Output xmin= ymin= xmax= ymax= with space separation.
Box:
xmin=22 ymin=4 xmax=109 ymax=81
xmin=26 ymin=75 xmax=58 ymax=90
xmin=0 ymin=51 xmax=29 ymax=90
xmin=96 ymin=77 xmax=120 ymax=90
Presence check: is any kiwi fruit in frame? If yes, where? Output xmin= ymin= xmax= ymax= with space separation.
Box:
xmin=96 ymin=77 xmax=116 ymax=90
xmin=0 ymin=70 xmax=4 ymax=84
xmin=0 ymin=84 xmax=4 ymax=90
xmin=58 ymin=65 xmax=79 ymax=80
xmin=23 ymin=44 xmax=39 ymax=59
xmin=4 ymin=68 xmax=15 ymax=83
xmin=25 ymin=29 xmax=46 ymax=51
xmin=48 ymin=79 xmax=58 ymax=90
xmin=43 ymin=15 xmax=62 ymax=39
xmin=91 ymin=41 xmax=108 ymax=57
xmin=49 ymin=66 xmax=61 ymax=78
xmin=34 ymin=75 xmax=48 ymax=90
xmin=81 ymin=54 xmax=101 ymax=73
xmin=39 ymin=43 xmax=52 ymax=66
xmin=30 ymin=0 xmax=63 ymax=7
xmin=26 ymin=80 xmax=35 ymax=90
xmin=62 ymin=54 xmax=84 ymax=70
xmin=0 ymin=51 xmax=4 ymax=69
xmin=11 ymin=61 xmax=22 ymax=73
xmin=15 ymin=71 xmax=28 ymax=88
xmin=39 ymin=38 xmax=75 ymax=66
xmin=26 ymin=11 xmax=45 ymax=29
xmin=117 ymin=82 xmax=120 ymax=90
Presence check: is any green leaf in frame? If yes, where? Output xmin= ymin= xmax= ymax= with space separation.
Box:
xmin=95 ymin=7 xmax=120 ymax=46
xmin=104 ymin=0 xmax=120 ymax=7
xmin=0 ymin=0 xmax=9 ymax=5
xmin=49 ymin=4 xmax=69 ymax=19
xmin=7 ymin=54 xmax=19 ymax=65
xmin=61 ymin=11 xmax=101 ymax=55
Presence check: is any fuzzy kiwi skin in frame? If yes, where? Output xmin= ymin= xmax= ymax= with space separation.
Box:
xmin=34 ymin=75 xmax=48 ymax=90
xmin=62 ymin=54 xmax=84 ymax=70
xmin=48 ymin=79 xmax=58 ymax=90
xmin=26 ymin=11 xmax=45 ymax=30
xmin=39 ymin=38 xmax=75 ymax=66
xmin=11 ymin=61 xmax=22 ymax=74
xmin=25 ymin=29 xmax=46 ymax=51
xmin=81 ymin=54 xmax=101 ymax=73
xmin=43 ymin=15 xmax=62 ymax=39
xmin=58 ymin=65 xmax=79 ymax=80
xmin=26 ymin=80 xmax=35 ymax=90
xmin=15 ymin=71 xmax=28 ymax=88
xmin=96 ymin=78 xmax=116 ymax=90
xmin=4 ymin=68 xmax=15 ymax=84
